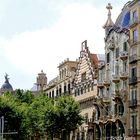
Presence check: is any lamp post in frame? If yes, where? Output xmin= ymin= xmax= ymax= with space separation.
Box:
xmin=0 ymin=116 xmax=4 ymax=140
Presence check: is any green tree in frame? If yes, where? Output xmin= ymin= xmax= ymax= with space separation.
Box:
xmin=23 ymin=94 xmax=51 ymax=139
xmin=45 ymin=96 xmax=83 ymax=140
xmin=0 ymin=93 xmax=25 ymax=139
xmin=14 ymin=89 xmax=34 ymax=104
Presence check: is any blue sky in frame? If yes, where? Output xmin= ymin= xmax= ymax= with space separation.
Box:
xmin=0 ymin=0 xmax=127 ymax=90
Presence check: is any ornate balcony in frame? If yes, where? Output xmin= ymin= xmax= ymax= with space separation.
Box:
xmin=98 ymin=62 xmax=105 ymax=70
xmin=112 ymin=74 xmax=120 ymax=83
xmin=97 ymin=81 xmax=104 ymax=88
xmin=129 ymin=54 xmax=137 ymax=64
xmin=108 ymin=42 xmax=115 ymax=51
xmin=128 ymin=128 xmax=137 ymax=136
xmin=120 ymin=51 xmax=128 ymax=60
xmin=103 ymin=80 xmax=110 ymax=87
xmin=129 ymin=76 xmax=137 ymax=85
xmin=102 ymin=97 xmax=110 ymax=104
xmin=128 ymin=99 xmax=137 ymax=108
xmin=120 ymin=72 xmax=128 ymax=80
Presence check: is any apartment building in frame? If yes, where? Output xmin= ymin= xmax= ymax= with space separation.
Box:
xmin=128 ymin=0 xmax=140 ymax=139
xmin=97 ymin=2 xmax=130 ymax=139
xmin=43 ymin=58 xmax=78 ymax=99
xmin=72 ymin=40 xmax=104 ymax=140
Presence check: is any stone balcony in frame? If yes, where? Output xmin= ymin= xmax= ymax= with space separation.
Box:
xmin=112 ymin=89 xmax=120 ymax=101
xmin=120 ymin=72 xmax=128 ymax=80
xmin=102 ymin=96 xmax=110 ymax=104
xmin=108 ymin=42 xmax=115 ymax=51
xmin=112 ymin=74 xmax=120 ymax=83
xmin=120 ymin=51 xmax=128 ymax=60
xmin=129 ymin=54 xmax=137 ymax=64
xmin=97 ymin=81 xmax=104 ymax=88
xmin=103 ymin=80 xmax=110 ymax=87
xmin=98 ymin=62 xmax=105 ymax=70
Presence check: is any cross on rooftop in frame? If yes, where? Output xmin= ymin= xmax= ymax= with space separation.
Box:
xmin=106 ymin=3 xmax=112 ymax=10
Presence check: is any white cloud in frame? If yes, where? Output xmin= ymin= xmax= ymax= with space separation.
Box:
xmin=0 ymin=2 xmax=121 ymax=82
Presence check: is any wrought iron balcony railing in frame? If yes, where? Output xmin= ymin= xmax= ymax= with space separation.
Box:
xmin=128 ymin=99 xmax=137 ymax=108
xmin=129 ymin=76 xmax=137 ymax=85
xmin=128 ymin=128 xmax=137 ymax=136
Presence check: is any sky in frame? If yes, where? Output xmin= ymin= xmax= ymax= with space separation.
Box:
xmin=0 ymin=0 xmax=128 ymax=90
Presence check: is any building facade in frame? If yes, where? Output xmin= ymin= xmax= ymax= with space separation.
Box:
xmin=97 ymin=2 xmax=130 ymax=139
xmin=128 ymin=0 xmax=140 ymax=139
xmin=32 ymin=1 xmax=140 ymax=139
xmin=72 ymin=40 xmax=104 ymax=140
xmin=44 ymin=58 xmax=78 ymax=99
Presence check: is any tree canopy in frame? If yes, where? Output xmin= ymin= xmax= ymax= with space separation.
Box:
xmin=0 ymin=90 xmax=83 ymax=140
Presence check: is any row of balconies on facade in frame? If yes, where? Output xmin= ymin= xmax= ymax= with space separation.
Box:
xmin=106 ymin=48 xmax=138 ymax=64
xmin=98 ymin=75 xmax=138 ymax=88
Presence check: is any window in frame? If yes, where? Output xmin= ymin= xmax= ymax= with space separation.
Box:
xmin=84 ymin=85 xmax=86 ymax=93
xmin=75 ymin=89 xmax=77 ymax=97
xmin=81 ymin=72 xmax=86 ymax=82
xmin=49 ymin=92 xmax=51 ymax=98
xmin=133 ymin=10 xmax=137 ymax=22
xmin=68 ymin=83 xmax=70 ymax=94
xmin=123 ymin=61 xmax=127 ymax=72
xmin=106 ymin=53 xmax=110 ymax=63
xmin=85 ymin=113 xmax=88 ymax=124
xmin=56 ymin=89 xmax=58 ymax=97
xmin=131 ymin=88 xmax=137 ymax=100
xmin=52 ymin=90 xmax=54 ymax=99
xmin=131 ymin=115 xmax=137 ymax=130
xmin=91 ymin=82 xmax=94 ymax=91
xmin=88 ymin=84 xmax=90 ymax=92
xmin=123 ymin=81 xmax=127 ymax=89
xmin=131 ymin=67 xmax=137 ymax=77
xmin=123 ymin=42 xmax=127 ymax=51
xmin=116 ymin=47 xmax=119 ymax=58
xmin=115 ymin=65 xmax=119 ymax=75
xmin=77 ymin=88 xmax=80 ymax=96
xmin=81 ymin=87 xmax=83 ymax=94
xmin=133 ymin=29 xmax=137 ymax=43
xmin=59 ymin=86 xmax=62 ymax=96
xmin=64 ymin=84 xmax=66 ymax=93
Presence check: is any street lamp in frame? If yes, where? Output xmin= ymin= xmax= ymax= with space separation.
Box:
xmin=0 ymin=116 xmax=4 ymax=140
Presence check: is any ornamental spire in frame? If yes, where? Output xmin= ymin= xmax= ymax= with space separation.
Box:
xmin=103 ymin=3 xmax=114 ymax=30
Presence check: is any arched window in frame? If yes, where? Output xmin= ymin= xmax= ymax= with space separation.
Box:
xmin=64 ymin=83 xmax=67 ymax=94
xmin=59 ymin=85 xmax=62 ymax=96
xmin=84 ymin=85 xmax=86 ymax=93
xmin=68 ymin=82 xmax=71 ymax=94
